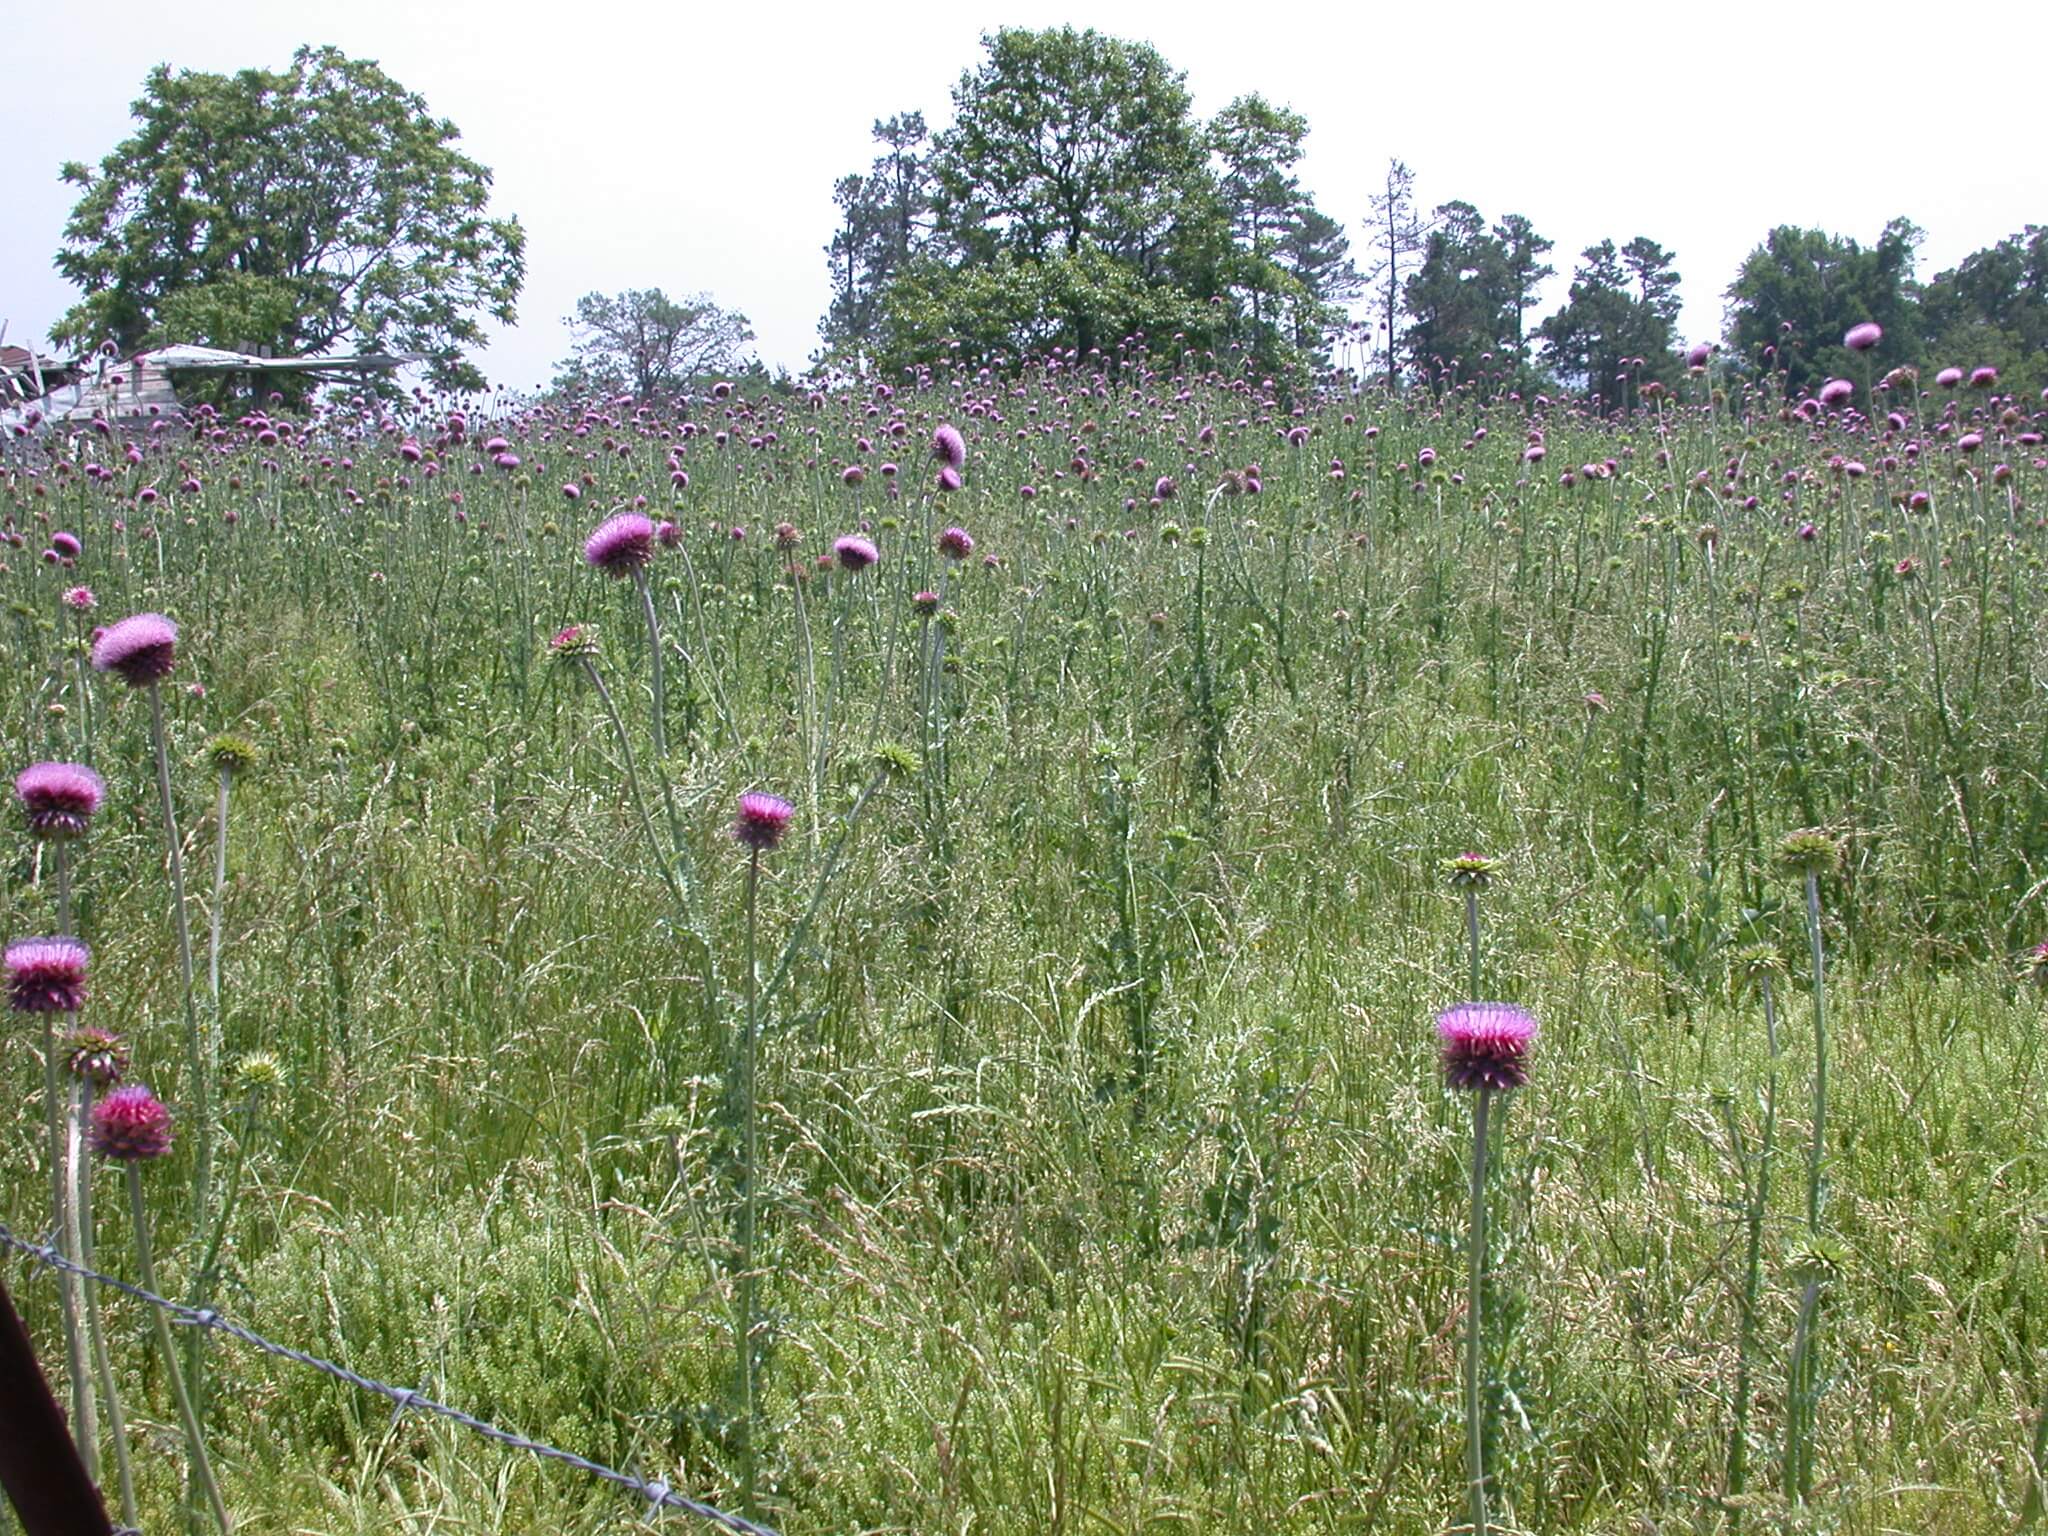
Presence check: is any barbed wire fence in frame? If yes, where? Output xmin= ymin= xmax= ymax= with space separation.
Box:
xmin=0 ymin=1222 xmax=783 ymax=1536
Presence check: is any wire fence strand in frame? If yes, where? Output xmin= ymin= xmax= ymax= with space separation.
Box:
xmin=0 ymin=1222 xmax=782 ymax=1536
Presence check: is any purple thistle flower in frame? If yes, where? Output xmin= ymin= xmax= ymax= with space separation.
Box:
xmin=1969 ymin=366 xmax=1999 ymax=388
xmin=6 ymin=937 xmax=90 ymax=1013
xmin=931 ymin=423 xmax=967 ymax=471
xmin=583 ymin=512 xmax=656 ymax=577
xmin=732 ymin=791 xmax=794 ymax=852
xmin=1817 ymin=379 xmax=1855 ymax=408
xmin=15 ymin=761 xmax=105 ymax=840
xmin=89 ymin=1084 xmax=173 ymax=1161
xmin=833 ymin=535 xmax=879 ymax=571
xmin=1685 ymin=343 xmax=1712 ymax=370
xmin=937 ymin=526 xmax=975 ymax=561
xmin=1436 ymin=1002 xmax=1538 ymax=1092
xmin=90 ymin=612 xmax=178 ymax=687
xmin=1843 ymin=322 xmax=1882 ymax=352
xmin=1936 ymin=367 xmax=1963 ymax=388
xmin=51 ymin=530 xmax=82 ymax=559
xmin=936 ymin=466 xmax=963 ymax=493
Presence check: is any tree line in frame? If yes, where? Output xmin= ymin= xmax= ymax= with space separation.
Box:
xmin=812 ymin=27 xmax=2048 ymax=405
xmin=39 ymin=36 xmax=2045 ymax=405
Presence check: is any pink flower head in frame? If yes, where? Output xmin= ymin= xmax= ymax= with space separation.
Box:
xmin=90 ymin=612 xmax=178 ymax=686
xmin=51 ymin=531 xmax=82 ymax=559
xmin=937 ymin=526 xmax=975 ymax=561
xmin=936 ymin=466 xmax=962 ymax=493
xmin=583 ymin=512 xmax=655 ymax=577
xmin=732 ymin=791 xmax=794 ymax=852
xmin=15 ymin=762 xmax=105 ymax=840
xmin=89 ymin=1084 xmax=173 ymax=1161
xmin=1843 ymin=322 xmax=1882 ymax=352
xmin=1817 ymin=378 xmax=1855 ymax=408
xmin=6 ymin=937 xmax=90 ymax=1013
xmin=1969 ymin=366 xmax=1999 ymax=389
xmin=1936 ymin=367 xmax=1963 ymax=388
xmin=833 ymin=535 xmax=879 ymax=571
xmin=1436 ymin=1002 xmax=1538 ymax=1091
xmin=931 ymin=423 xmax=967 ymax=471
xmin=1685 ymin=343 xmax=1711 ymax=370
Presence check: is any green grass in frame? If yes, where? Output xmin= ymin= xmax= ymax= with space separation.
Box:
xmin=4 ymin=371 xmax=2046 ymax=1532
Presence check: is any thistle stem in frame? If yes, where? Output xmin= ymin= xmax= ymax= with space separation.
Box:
xmin=147 ymin=682 xmax=211 ymax=1231
xmin=737 ymin=848 xmax=762 ymax=1516
xmin=1724 ymin=976 xmax=1780 ymax=1508
xmin=579 ymin=656 xmax=686 ymax=915
xmin=1803 ymin=869 xmax=1827 ymax=1232
xmin=1464 ymin=887 xmax=1482 ymax=1000
xmin=126 ymin=1164 xmax=230 ymax=1533
xmin=208 ymin=767 xmax=230 ymax=1002
xmin=1465 ymin=1085 xmax=1493 ymax=1536
xmin=48 ymin=844 xmax=97 ymax=1478
xmin=76 ymin=1084 xmax=137 ymax=1529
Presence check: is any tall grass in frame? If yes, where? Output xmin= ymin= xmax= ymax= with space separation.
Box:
xmin=2 ymin=359 xmax=2044 ymax=1532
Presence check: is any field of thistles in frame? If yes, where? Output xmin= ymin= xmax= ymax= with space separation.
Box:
xmin=2 ymin=348 xmax=2046 ymax=1532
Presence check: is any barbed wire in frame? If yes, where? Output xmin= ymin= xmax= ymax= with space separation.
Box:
xmin=0 ymin=1222 xmax=783 ymax=1536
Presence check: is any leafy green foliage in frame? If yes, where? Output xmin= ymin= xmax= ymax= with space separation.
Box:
xmin=1208 ymin=95 xmax=1354 ymax=370
xmin=819 ymin=114 xmax=935 ymax=368
xmin=1538 ymin=237 xmax=1684 ymax=405
xmin=1724 ymin=219 xmax=1923 ymax=393
xmin=54 ymin=46 xmax=525 ymax=390
xmin=1921 ymin=225 xmax=2048 ymax=398
xmin=841 ymin=30 xmax=1351 ymax=378
xmin=551 ymin=288 xmax=755 ymax=400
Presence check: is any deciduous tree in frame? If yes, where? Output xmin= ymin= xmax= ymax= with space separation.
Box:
xmin=552 ymin=289 xmax=755 ymax=400
xmin=54 ymin=45 xmax=524 ymax=391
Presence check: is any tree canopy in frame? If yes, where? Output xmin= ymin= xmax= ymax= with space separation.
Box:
xmin=824 ymin=28 xmax=1353 ymax=379
xmin=1538 ymin=238 xmax=1683 ymax=408
xmin=54 ymin=46 xmax=525 ymax=392
xmin=1724 ymin=220 xmax=1922 ymax=393
xmin=552 ymin=289 xmax=756 ymax=400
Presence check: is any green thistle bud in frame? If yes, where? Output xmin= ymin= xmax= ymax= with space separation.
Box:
xmin=1732 ymin=944 xmax=1787 ymax=993
xmin=65 ymin=1026 xmax=129 ymax=1089
xmin=1785 ymin=1234 xmax=1849 ymax=1287
xmin=548 ymin=623 xmax=601 ymax=662
xmin=1443 ymin=852 xmax=1498 ymax=890
xmin=208 ymin=732 xmax=259 ymax=776
xmin=1776 ymin=829 xmax=1841 ymax=879
xmin=872 ymin=741 xmax=921 ymax=780
xmin=644 ymin=1103 xmax=692 ymax=1139
xmin=232 ymin=1051 xmax=284 ymax=1095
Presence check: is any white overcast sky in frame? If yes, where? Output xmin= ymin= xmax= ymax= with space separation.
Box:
xmin=3 ymin=0 xmax=2044 ymax=388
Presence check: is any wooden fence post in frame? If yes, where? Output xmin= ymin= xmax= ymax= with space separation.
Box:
xmin=0 ymin=1273 xmax=112 ymax=1535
